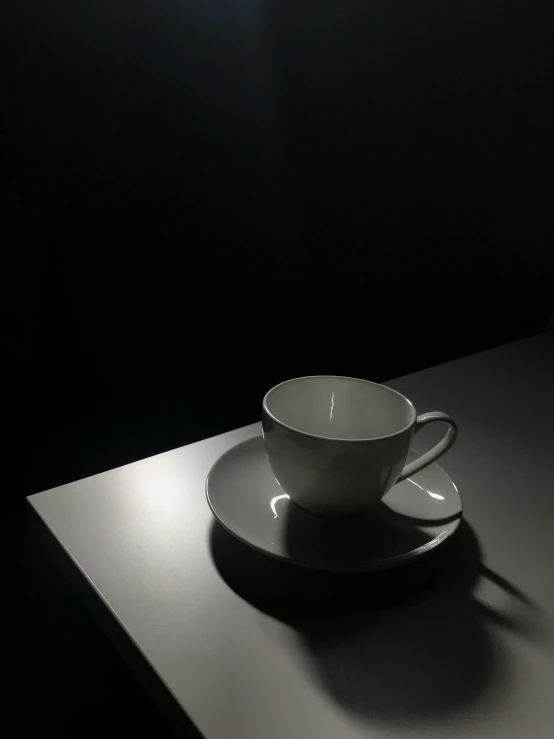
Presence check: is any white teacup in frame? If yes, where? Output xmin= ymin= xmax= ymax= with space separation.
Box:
xmin=262 ymin=376 xmax=457 ymax=517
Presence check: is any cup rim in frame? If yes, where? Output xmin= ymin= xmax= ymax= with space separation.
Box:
xmin=263 ymin=375 xmax=417 ymax=443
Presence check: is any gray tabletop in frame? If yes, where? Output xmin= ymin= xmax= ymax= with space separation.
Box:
xmin=28 ymin=333 xmax=554 ymax=739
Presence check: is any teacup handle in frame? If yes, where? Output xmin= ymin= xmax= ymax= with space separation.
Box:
xmin=397 ymin=412 xmax=458 ymax=482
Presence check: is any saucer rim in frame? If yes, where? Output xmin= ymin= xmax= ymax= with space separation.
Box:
xmin=206 ymin=436 xmax=462 ymax=572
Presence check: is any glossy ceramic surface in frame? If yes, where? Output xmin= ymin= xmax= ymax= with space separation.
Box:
xmin=206 ymin=436 xmax=462 ymax=572
xmin=264 ymin=375 xmax=416 ymax=440
xmin=262 ymin=375 xmax=457 ymax=516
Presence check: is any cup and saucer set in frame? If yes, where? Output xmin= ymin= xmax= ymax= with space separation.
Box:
xmin=206 ymin=376 xmax=461 ymax=572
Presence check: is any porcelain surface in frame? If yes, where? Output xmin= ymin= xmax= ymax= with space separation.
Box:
xmin=206 ymin=436 xmax=462 ymax=572
xmin=263 ymin=375 xmax=457 ymax=516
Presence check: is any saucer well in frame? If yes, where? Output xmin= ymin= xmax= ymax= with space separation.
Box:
xmin=206 ymin=436 xmax=462 ymax=572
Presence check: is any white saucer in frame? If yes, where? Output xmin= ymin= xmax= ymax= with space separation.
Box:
xmin=206 ymin=436 xmax=462 ymax=572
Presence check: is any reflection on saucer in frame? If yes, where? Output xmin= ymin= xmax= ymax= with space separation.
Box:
xmin=270 ymin=494 xmax=290 ymax=519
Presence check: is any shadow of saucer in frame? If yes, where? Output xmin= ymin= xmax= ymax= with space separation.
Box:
xmin=210 ymin=518 xmax=541 ymax=725
xmin=209 ymin=515 xmax=445 ymax=617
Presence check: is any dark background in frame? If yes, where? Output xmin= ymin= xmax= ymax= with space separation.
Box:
xmin=2 ymin=1 xmax=553 ymax=736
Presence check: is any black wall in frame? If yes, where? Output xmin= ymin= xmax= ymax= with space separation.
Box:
xmin=3 ymin=0 xmax=554 ymax=486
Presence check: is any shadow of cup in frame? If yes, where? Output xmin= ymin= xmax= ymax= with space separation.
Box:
xmin=210 ymin=518 xmax=541 ymax=724
xmin=280 ymin=497 xmax=447 ymax=572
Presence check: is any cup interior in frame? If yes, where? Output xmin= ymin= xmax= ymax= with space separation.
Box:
xmin=264 ymin=376 xmax=415 ymax=441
